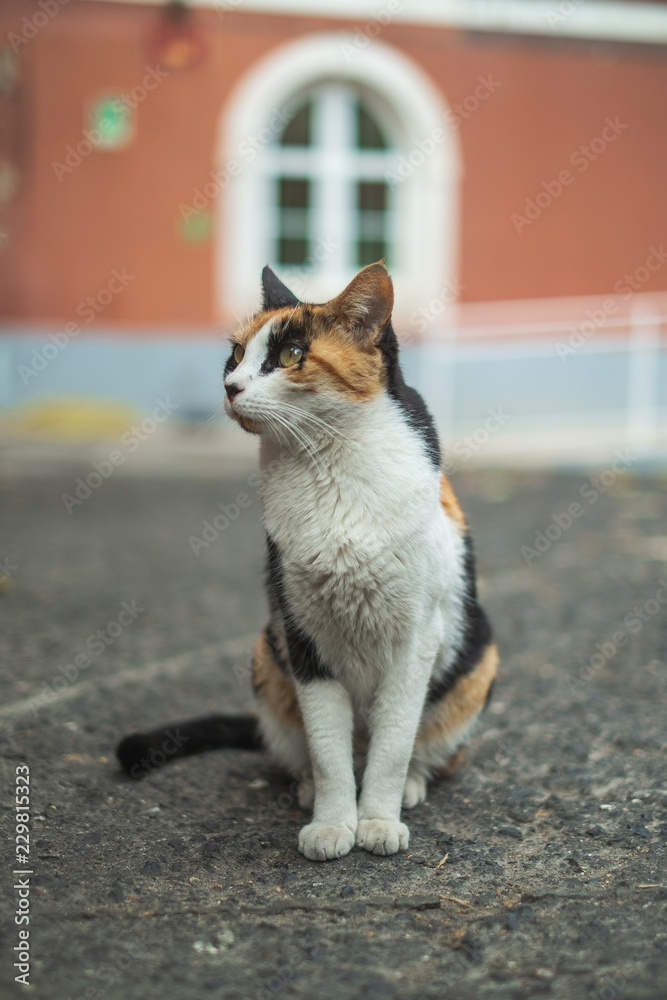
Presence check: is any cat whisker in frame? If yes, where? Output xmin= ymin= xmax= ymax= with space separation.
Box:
xmin=262 ymin=412 xmax=291 ymax=453
xmin=276 ymin=401 xmax=339 ymax=433
xmin=253 ymin=399 xmax=350 ymax=470
xmin=243 ymin=403 xmax=316 ymax=462
xmin=276 ymin=402 xmax=354 ymax=444
xmin=226 ymin=303 xmax=245 ymax=329
xmin=265 ymin=409 xmax=327 ymax=475
xmin=194 ymin=406 xmax=225 ymax=437
xmin=273 ymin=415 xmax=325 ymax=473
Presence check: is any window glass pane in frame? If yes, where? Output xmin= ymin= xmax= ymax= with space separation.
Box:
xmin=357 ymin=241 xmax=386 ymax=266
xmin=356 ymin=180 xmax=389 ymax=267
xmin=355 ymin=100 xmax=388 ymax=150
xmin=280 ymin=101 xmax=312 ymax=146
xmin=279 ymin=177 xmax=310 ymax=208
xmin=358 ymin=182 xmax=386 ymax=212
xmin=278 ymin=238 xmax=309 ymax=265
xmin=277 ymin=176 xmax=310 ymax=265
xmin=358 ymin=215 xmax=386 ymax=240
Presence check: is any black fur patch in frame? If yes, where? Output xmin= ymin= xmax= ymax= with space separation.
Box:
xmin=223 ymin=347 xmax=239 ymax=380
xmin=426 ymin=533 xmax=493 ymax=704
xmin=377 ymin=321 xmax=441 ymax=468
xmin=266 ymin=535 xmax=332 ymax=684
xmin=259 ymin=313 xmax=312 ymax=376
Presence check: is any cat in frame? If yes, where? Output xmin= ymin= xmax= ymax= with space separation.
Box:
xmin=117 ymin=262 xmax=498 ymax=862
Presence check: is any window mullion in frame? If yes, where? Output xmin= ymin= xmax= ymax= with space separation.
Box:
xmin=313 ymin=85 xmax=353 ymax=280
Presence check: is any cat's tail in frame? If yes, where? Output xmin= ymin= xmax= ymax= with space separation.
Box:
xmin=116 ymin=714 xmax=262 ymax=778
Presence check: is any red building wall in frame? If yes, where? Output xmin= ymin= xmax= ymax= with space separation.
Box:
xmin=1 ymin=0 xmax=667 ymax=326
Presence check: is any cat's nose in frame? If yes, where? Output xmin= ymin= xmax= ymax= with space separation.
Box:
xmin=226 ymin=383 xmax=244 ymax=401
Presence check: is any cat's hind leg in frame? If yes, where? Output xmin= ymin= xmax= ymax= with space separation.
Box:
xmin=402 ymin=771 xmax=428 ymax=809
xmin=296 ymin=776 xmax=315 ymax=810
xmin=252 ymin=628 xmax=311 ymax=786
xmin=408 ymin=641 xmax=499 ymax=798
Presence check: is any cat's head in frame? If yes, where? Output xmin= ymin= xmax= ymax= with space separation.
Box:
xmin=223 ymin=262 xmax=395 ymax=436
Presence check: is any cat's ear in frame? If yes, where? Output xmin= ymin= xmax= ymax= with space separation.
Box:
xmin=261 ymin=265 xmax=300 ymax=310
xmin=330 ymin=262 xmax=394 ymax=342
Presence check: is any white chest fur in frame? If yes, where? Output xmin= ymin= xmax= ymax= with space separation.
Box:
xmin=258 ymin=395 xmax=466 ymax=696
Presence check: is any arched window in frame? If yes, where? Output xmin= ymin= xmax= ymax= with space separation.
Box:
xmin=218 ymin=34 xmax=460 ymax=324
xmin=267 ymin=84 xmax=398 ymax=283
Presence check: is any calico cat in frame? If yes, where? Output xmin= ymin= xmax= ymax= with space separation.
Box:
xmin=117 ymin=262 xmax=498 ymax=861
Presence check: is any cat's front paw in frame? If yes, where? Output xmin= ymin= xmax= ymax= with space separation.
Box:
xmin=298 ymin=822 xmax=355 ymax=861
xmin=356 ymin=818 xmax=409 ymax=855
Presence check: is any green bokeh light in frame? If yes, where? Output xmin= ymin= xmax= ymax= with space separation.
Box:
xmin=89 ymin=96 xmax=133 ymax=149
xmin=180 ymin=210 xmax=213 ymax=244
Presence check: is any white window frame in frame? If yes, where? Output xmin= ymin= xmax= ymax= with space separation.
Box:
xmin=216 ymin=32 xmax=461 ymax=325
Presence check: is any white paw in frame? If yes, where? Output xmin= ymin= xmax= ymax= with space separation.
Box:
xmin=297 ymin=778 xmax=315 ymax=811
xmin=402 ymin=774 xmax=427 ymax=809
xmin=298 ymin=822 xmax=355 ymax=861
xmin=356 ymin=818 xmax=409 ymax=855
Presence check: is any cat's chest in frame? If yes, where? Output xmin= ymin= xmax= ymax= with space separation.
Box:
xmin=267 ymin=467 xmax=404 ymax=565
xmin=263 ymin=431 xmax=432 ymax=559
xmin=260 ymin=438 xmax=443 ymax=644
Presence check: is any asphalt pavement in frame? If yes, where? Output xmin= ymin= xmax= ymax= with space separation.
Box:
xmin=1 ymin=442 xmax=666 ymax=1000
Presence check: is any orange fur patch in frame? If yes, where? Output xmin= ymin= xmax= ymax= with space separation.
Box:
xmin=417 ymin=642 xmax=499 ymax=746
xmin=434 ymin=747 xmax=466 ymax=778
xmin=298 ymin=329 xmax=386 ymax=399
xmin=252 ymin=630 xmax=302 ymax=729
xmin=238 ymin=417 xmax=264 ymax=435
xmin=439 ymin=474 xmax=467 ymax=531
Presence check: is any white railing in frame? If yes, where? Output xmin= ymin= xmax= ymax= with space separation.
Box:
xmin=408 ymin=290 xmax=667 ymax=465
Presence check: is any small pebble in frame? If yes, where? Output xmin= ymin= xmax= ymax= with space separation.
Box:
xmin=216 ymin=929 xmax=234 ymax=948
xmin=193 ymin=939 xmax=218 ymax=955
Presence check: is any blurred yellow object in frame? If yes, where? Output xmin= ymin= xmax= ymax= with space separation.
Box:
xmin=1 ymin=398 xmax=142 ymax=438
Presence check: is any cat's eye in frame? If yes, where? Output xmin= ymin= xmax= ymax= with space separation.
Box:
xmin=279 ymin=345 xmax=303 ymax=368
xmin=233 ymin=344 xmax=245 ymax=364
